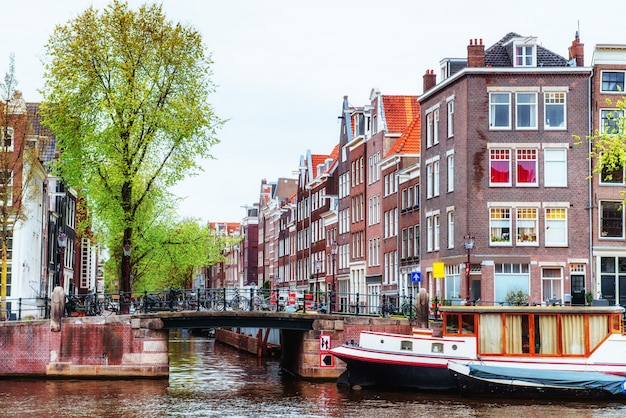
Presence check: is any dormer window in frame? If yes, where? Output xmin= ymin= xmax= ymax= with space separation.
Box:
xmin=512 ymin=38 xmax=537 ymax=67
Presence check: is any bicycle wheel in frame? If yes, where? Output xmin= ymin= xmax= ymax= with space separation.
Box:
xmin=234 ymin=296 xmax=250 ymax=311
xmin=401 ymin=303 xmax=416 ymax=318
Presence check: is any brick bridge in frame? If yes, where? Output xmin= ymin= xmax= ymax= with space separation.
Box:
xmin=0 ymin=311 xmax=412 ymax=379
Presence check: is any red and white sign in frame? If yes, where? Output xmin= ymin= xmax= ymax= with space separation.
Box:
xmin=320 ymin=334 xmax=331 ymax=352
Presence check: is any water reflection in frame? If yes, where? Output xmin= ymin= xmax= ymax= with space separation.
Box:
xmin=1 ymin=329 xmax=625 ymax=417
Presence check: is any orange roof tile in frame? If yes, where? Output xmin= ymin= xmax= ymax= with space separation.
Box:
xmin=385 ymin=112 xmax=421 ymax=158
xmin=382 ymin=95 xmax=420 ymax=133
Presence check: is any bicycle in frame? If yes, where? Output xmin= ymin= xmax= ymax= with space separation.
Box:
xmin=400 ymin=301 xmax=416 ymax=318
xmin=214 ymin=288 xmax=250 ymax=311
xmin=378 ymin=301 xmax=399 ymax=316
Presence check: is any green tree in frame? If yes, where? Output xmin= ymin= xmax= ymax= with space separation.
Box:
xmin=41 ymin=1 xmax=222 ymax=304
xmin=574 ymin=97 xmax=626 ymax=193
xmin=0 ymin=55 xmax=46 ymax=321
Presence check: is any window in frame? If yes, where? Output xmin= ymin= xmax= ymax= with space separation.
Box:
xmin=514 ymin=43 xmax=536 ymax=67
xmin=433 ymin=109 xmax=439 ymax=145
xmin=413 ymin=225 xmax=420 ymax=258
xmin=426 ymin=163 xmax=433 ymax=198
xmin=489 ymin=93 xmax=511 ymax=129
xmin=401 ymin=188 xmax=408 ymax=210
xmin=407 ymin=227 xmax=413 ymax=258
xmin=433 ymin=160 xmax=440 ymax=196
xmin=544 ymin=92 xmax=566 ymax=129
xmin=544 ymin=148 xmax=567 ymax=187
xmin=600 ymin=161 xmax=625 ymax=185
xmin=516 ymin=93 xmax=537 ymax=129
xmin=447 ymin=99 xmax=454 ymax=138
xmin=434 ymin=214 xmax=440 ymax=251
xmin=516 ymin=149 xmax=537 ymax=186
xmin=490 ymin=208 xmax=511 ymax=245
xmin=516 ymin=208 xmax=538 ymax=245
xmin=601 ymin=109 xmax=624 ymax=135
xmin=413 ymin=185 xmax=419 ymax=208
xmin=541 ymin=268 xmax=563 ymax=302
xmin=447 ymin=210 xmax=454 ymax=249
xmin=490 ymin=149 xmax=510 ymax=186
xmin=426 ymin=112 xmax=433 ymax=148
xmin=427 ymin=216 xmax=433 ymax=252
xmin=447 ymin=154 xmax=454 ymax=192
xmin=600 ymin=201 xmax=624 ymax=239
xmin=545 ymin=208 xmax=567 ymax=246
xmin=601 ymin=71 xmax=625 ymax=93
xmin=1 ymin=127 xmax=13 ymax=150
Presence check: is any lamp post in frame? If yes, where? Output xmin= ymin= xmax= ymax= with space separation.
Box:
xmin=121 ymin=241 xmax=131 ymax=314
xmin=57 ymin=232 xmax=67 ymax=290
xmin=463 ymin=234 xmax=475 ymax=302
xmin=314 ymin=257 xmax=322 ymax=307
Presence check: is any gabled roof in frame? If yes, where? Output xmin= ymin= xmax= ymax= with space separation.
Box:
xmin=382 ymin=95 xmax=420 ymax=133
xmin=485 ymin=32 xmax=569 ymax=67
xmin=385 ymin=113 xmax=421 ymax=158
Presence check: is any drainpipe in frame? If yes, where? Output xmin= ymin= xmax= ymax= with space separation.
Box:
xmin=587 ymin=69 xmax=594 ymax=298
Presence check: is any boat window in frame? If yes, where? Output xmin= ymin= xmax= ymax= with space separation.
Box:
xmin=589 ymin=315 xmax=609 ymax=352
xmin=461 ymin=314 xmax=475 ymax=334
xmin=478 ymin=313 xmax=503 ymax=354
xmin=535 ymin=315 xmax=558 ymax=354
xmin=611 ymin=313 xmax=621 ymax=333
xmin=446 ymin=314 xmax=459 ymax=334
xmin=562 ymin=314 xmax=585 ymax=355
xmin=400 ymin=340 xmax=413 ymax=351
xmin=431 ymin=342 xmax=444 ymax=353
xmin=505 ymin=314 xmax=527 ymax=354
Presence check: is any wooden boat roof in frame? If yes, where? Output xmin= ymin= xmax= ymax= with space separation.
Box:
xmin=438 ymin=305 xmax=625 ymax=315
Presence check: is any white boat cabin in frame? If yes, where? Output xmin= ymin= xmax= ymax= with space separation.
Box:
xmin=438 ymin=305 xmax=625 ymax=357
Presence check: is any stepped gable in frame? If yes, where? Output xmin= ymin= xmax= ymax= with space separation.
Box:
xmin=382 ymin=95 xmax=419 ymax=133
xmin=485 ymin=32 xmax=569 ymax=68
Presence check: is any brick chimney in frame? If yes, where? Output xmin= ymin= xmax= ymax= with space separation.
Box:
xmin=467 ymin=38 xmax=485 ymax=67
xmin=423 ymin=69 xmax=436 ymax=92
xmin=568 ymin=31 xmax=584 ymax=67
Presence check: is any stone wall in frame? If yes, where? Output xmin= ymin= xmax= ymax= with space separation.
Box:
xmin=0 ymin=316 xmax=169 ymax=378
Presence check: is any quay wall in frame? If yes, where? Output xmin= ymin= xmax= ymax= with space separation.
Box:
xmin=283 ymin=316 xmax=412 ymax=379
xmin=0 ymin=316 xmax=169 ymax=378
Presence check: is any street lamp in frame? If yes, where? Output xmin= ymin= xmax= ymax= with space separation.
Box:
xmin=463 ymin=234 xmax=475 ymax=302
xmin=314 ymin=257 xmax=322 ymax=307
xmin=330 ymin=241 xmax=338 ymax=313
xmin=57 ymin=232 xmax=67 ymax=290
xmin=121 ymin=241 xmax=131 ymax=314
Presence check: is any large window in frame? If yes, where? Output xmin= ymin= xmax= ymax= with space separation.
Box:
xmin=516 ymin=208 xmax=538 ymax=245
xmin=433 ymin=160 xmax=440 ymax=197
xmin=516 ymin=93 xmax=537 ymax=129
xmin=516 ymin=149 xmax=537 ymax=186
xmin=541 ymin=267 xmax=563 ymax=302
xmin=600 ymin=201 xmax=624 ymax=239
xmin=545 ymin=208 xmax=567 ymax=246
xmin=426 ymin=163 xmax=433 ymax=198
xmin=490 ymin=208 xmax=511 ymax=245
xmin=490 ymin=149 xmax=510 ymax=185
xmin=601 ymin=71 xmax=625 ymax=93
xmin=544 ymin=92 xmax=566 ymax=129
xmin=489 ymin=92 xmax=511 ymax=129
xmin=494 ymin=263 xmax=529 ymax=303
xmin=544 ymin=148 xmax=567 ymax=187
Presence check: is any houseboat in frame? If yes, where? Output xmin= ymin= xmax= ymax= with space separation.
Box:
xmin=330 ymin=305 xmax=626 ymax=392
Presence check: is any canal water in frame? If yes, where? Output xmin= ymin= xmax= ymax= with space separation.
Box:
xmin=1 ymin=329 xmax=625 ymax=417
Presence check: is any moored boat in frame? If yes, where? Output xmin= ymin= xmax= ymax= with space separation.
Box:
xmin=448 ymin=360 xmax=626 ymax=397
xmin=330 ymin=304 xmax=626 ymax=392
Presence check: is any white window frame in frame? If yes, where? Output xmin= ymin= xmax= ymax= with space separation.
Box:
xmin=426 ymin=163 xmax=433 ymax=198
xmin=489 ymin=92 xmax=511 ymax=129
xmin=516 ymin=207 xmax=538 ymax=246
xmin=447 ymin=152 xmax=454 ymax=192
xmin=447 ymin=209 xmax=454 ymax=249
xmin=600 ymin=109 xmax=624 ymax=135
xmin=601 ymin=70 xmax=626 ymax=94
xmin=434 ymin=214 xmax=440 ymax=251
xmin=433 ymin=160 xmax=440 ymax=197
xmin=433 ymin=108 xmax=440 ymax=145
xmin=489 ymin=149 xmax=511 ymax=187
xmin=489 ymin=207 xmax=512 ymax=246
xmin=516 ymin=148 xmax=538 ymax=187
xmin=515 ymin=92 xmax=537 ymax=129
xmin=544 ymin=148 xmax=567 ymax=187
xmin=544 ymin=92 xmax=566 ymax=130
xmin=447 ymin=99 xmax=454 ymax=138
xmin=514 ymin=43 xmax=536 ymax=67
xmin=600 ymin=201 xmax=624 ymax=239
xmin=426 ymin=112 xmax=433 ymax=148
xmin=545 ymin=207 xmax=568 ymax=246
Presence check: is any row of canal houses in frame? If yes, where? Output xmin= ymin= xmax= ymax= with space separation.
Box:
xmin=1 ymin=97 xmax=98 ymax=320
xmin=222 ymin=32 xmax=626 ymax=312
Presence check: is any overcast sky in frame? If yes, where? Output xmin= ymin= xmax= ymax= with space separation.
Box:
xmin=0 ymin=0 xmax=620 ymax=223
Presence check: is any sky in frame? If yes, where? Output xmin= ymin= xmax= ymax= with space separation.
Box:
xmin=0 ymin=0 xmax=620 ymax=223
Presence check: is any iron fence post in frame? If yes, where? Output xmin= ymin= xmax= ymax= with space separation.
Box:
xmin=356 ymin=293 xmax=360 ymax=316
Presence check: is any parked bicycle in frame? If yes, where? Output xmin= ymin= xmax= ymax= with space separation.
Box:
xmin=214 ymin=288 xmax=250 ymax=311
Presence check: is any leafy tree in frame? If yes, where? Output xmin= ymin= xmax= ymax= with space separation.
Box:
xmin=41 ymin=1 xmax=222 ymax=302
xmin=574 ymin=97 xmax=626 ymax=193
xmin=0 ymin=55 xmax=46 ymax=321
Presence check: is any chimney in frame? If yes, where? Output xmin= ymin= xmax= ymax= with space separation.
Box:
xmin=568 ymin=31 xmax=584 ymax=67
xmin=423 ymin=69 xmax=436 ymax=92
xmin=467 ymin=38 xmax=485 ymax=67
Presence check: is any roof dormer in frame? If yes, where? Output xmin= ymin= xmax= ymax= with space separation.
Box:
xmin=510 ymin=36 xmax=538 ymax=67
